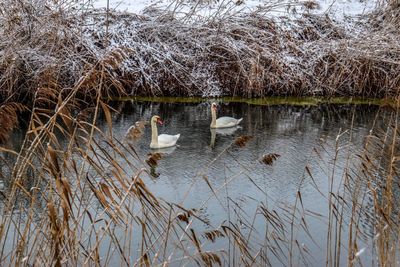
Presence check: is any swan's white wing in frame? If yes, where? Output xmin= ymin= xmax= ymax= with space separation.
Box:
xmin=216 ymin=117 xmax=242 ymax=128
xmin=158 ymin=134 xmax=180 ymax=144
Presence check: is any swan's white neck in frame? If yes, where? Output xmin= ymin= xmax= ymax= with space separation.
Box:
xmin=151 ymin=120 xmax=158 ymax=145
xmin=211 ymin=108 xmax=217 ymax=128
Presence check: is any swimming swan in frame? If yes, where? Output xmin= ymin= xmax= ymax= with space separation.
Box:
xmin=150 ymin=115 xmax=180 ymax=149
xmin=210 ymin=102 xmax=242 ymax=128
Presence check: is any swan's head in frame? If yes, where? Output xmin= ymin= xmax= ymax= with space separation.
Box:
xmin=151 ymin=115 xmax=163 ymax=125
xmin=211 ymin=102 xmax=218 ymax=111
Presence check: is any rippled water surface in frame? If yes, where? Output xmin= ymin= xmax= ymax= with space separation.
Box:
xmin=110 ymin=101 xmax=377 ymax=200
xmin=1 ymin=100 xmax=394 ymax=266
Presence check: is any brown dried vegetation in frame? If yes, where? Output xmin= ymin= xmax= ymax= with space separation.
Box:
xmin=260 ymin=153 xmax=281 ymax=165
xmin=0 ymin=0 xmax=399 ymax=106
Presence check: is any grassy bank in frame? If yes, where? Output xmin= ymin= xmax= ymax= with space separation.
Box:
xmin=0 ymin=0 xmax=399 ymax=106
xmin=116 ymin=95 xmax=397 ymax=106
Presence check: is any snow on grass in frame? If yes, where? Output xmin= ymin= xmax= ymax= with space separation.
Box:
xmin=91 ymin=0 xmax=160 ymax=13
xmin=1 ymin=0 xmax=396 ymax=99
xmin=91 ymin=0 xmax=377 ymax=22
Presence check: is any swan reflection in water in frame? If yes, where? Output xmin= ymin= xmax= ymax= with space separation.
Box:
xmin=210 ymin=126 xmax=242 ymax=148
xmin=150 ymin=146 xmax=177 ymax=155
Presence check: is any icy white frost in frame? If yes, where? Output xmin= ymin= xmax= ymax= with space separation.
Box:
xmin=92 ymin=0 xmax=377 ymax=22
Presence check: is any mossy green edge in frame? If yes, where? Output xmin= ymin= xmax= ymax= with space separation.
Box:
xmin=113 ymin=96 xmax=397 ymax=106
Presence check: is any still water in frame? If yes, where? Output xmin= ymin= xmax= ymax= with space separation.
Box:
xmin=0 ymin=100 xmax=394 ymax=266
xmin=110 ymin=101 xmax=377 ymax=202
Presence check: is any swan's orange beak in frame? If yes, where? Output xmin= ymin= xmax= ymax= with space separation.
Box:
xmin=157 ymin=118 xmax=164 ymax=125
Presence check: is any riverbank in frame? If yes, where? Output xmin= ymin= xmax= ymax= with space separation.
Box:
xmin=116 ymin=95 xmax=398 ymax=106
xmin=0 ymin=0 xmax=399 ymax=106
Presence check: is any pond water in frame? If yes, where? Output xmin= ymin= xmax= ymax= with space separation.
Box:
xmin=0 ymin=100 xmax=396 ymax=266
xmin=109 ymin=101 xmax=388 ymax=265
xmin=110 ymin=101 xmax=377 ymax=202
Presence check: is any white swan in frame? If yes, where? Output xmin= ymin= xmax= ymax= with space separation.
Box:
xmin=150 ymin=115 xmax=180 ymax=149
xmin=210 ymin=102 xmax=243 ymax=128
